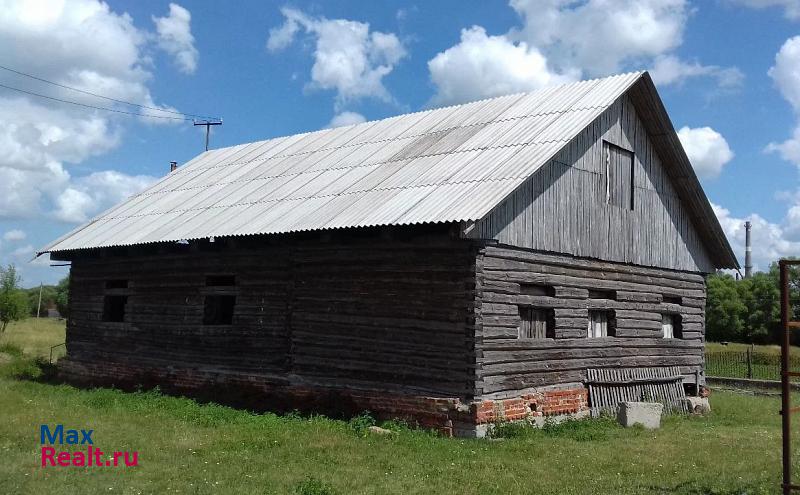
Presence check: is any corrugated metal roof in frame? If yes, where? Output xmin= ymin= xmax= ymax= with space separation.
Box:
xmin=42 ymin=72 xmax=645 ymax=254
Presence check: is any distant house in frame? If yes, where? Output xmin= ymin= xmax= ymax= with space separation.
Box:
xmin=40 ymin=72 xmax=736 ymax=437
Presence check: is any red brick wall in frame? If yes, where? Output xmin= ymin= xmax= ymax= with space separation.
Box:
xmin=472 ymin=388 xmax=589 ymax=424
xmin=59 ymin=358 xmax=588 ymax=436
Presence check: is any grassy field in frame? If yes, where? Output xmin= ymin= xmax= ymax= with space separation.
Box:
xmin=0 ymin=318 xmax=66 ymax=359
xmin=705 ymin=341 xmax=800 ymax=355
xmin=0 ymin=320 xmax=795 ymax=494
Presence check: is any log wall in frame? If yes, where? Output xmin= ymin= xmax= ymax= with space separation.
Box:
xmin=63 ymin=230 xmax=477 ymax=398
xmin=474 ymin=244 xmax=706 ymax=399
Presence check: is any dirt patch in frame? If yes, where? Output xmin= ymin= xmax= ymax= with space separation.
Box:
xmin=0 ymin=352 xmax=12 ymax=364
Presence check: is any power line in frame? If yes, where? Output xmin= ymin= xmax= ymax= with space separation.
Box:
xmin=0 ymin=81 xmax=193 ymax=121
xmin=0 ymin=64 xmax=219 ymax=120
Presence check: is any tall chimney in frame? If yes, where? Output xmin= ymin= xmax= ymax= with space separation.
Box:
xmin=744 ymin=221 xmax=752 ymax=278
xmin=170 ymin=161 xmax=178 ymax=173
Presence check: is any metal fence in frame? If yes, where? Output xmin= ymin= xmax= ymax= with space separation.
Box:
xmin=705 ymin=349 xmax=800 ymax=381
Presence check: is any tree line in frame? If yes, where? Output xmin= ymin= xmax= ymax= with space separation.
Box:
xmin=706 ymin=260 xmax=800 ymax=344
xmin=0 ymin=264 xmax=68 ymax=332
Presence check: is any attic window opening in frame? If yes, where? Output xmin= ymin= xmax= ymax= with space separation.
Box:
xmin=518 ymin=307 xmax=554 ymax=339
xmin=663 ymin=295 xmax=682 ymax=305
xmin=603 ymin=141 xmax=634 ymax=211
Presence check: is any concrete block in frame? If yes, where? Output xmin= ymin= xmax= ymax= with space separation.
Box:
xmin=616 ymin=401 xmax=663 ymax=429
xmin=684 ymin=397 xmax=711 ymax=415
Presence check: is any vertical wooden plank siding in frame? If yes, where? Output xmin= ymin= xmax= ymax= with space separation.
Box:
xmin=474 ymin=95 xmax=715 ymax=273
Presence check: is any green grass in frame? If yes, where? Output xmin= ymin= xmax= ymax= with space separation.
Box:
xmin=0 ymin=321 xmax=794 ymax=494
xmin=705 ymin=342 xmax=800 ymax=355
xmin=0 ymin=318 xmax=66 ymax=359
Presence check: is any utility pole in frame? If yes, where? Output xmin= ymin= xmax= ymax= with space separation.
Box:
xmin=36 ymin=282 xmax=43 ymax=318
xmin=193 ymin=119 xmax=223 ymax=151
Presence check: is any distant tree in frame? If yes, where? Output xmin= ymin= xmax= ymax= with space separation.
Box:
xmin=705 ymin=272 xmax=747 ymax=342
xmin=738 ymin=272 xmax=779 ymax=343
xmin=26 ymin=285 xmax=56 ymax=317
xmin=0 ymin=264 xmax=29 ymax=332
xmin=54 ymin=276 xmax=69 ymax=317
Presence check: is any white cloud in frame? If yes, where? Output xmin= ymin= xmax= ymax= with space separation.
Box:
xmin=712 ymin=202 xmax=800 ymax=272
xmin=426 ymin=1 xmax=739 ymax=107
xmin=10 ymin=244 xmax=34 ymax=259
xmin=54 ymin=171 xmax=156 ymax=223
xmin=677 ymin=126 xmax=735 ymax=179
xmin=428 ymin=26 xmax=577 ymax=107
xmin=766 ymin=126 xmax=800 ymax=166
xmin=769 ymin=36 xmax=800 ymax=111
xmin=0 ymin=1 xmax=181 ymax=222
xmin=508 ymin=0 xmax=689 ymax=76
xmin=767 ymin=36 xmax=800 ymax=167
xmin=3 ymin=230 xmax=26 ymax=242
xmin=267 ymin=7 xmax=406 ymax=108
xmin=730 ymin=0 xmax=800 ymax=20
xmin=650 ymin=55 xmax=744 ymax=88
xmin=153 ymin=3 xmax=199 ymax=74
xmin=327 ymin=111 xmax=366 ymax=128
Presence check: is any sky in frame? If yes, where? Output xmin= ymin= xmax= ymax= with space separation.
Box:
xmin=2 ymin=0 xmax=800 ymax=286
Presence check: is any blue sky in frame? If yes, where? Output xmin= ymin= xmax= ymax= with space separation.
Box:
xmin=1 ymin=0 xmax=800 ymax=286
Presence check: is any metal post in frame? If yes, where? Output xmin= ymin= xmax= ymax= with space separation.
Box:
xmin=36 ymin=282 xmax=43 ymax=318
xmin=781 ymin=260 xmax=791 ymax=494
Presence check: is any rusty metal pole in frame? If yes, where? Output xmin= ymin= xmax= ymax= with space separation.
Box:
xmin=781 ymin=260 xmax=791 ymax=495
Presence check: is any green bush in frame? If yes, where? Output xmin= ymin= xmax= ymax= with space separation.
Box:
xmin=348 ymin=411 xmax=376 ymax=435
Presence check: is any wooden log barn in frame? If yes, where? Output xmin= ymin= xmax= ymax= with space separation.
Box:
xmin=40 ymin=72 xmax=738 ymax=437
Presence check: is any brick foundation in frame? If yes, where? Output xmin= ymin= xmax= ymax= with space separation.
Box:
xmin=58 ymin=358 xmax=589 ymax=437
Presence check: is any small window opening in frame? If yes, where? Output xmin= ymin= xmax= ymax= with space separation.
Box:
xmin=102 ymin=295 xmax=127 ymax=322
xmin=519 ymin=307 xmax=554 ymax=339
xmin=588 ymin=310 xmax=615 ymax=338
xmin=662 ymin=314 xmax=682 ymax=339
xmin=588 ymin=289 xmax=616 ymax=300
xmin=206 ymin=275 xmax=235 ymax=286
xmin=603 ymin=141 xmax=635 ymax=210
xmin=663 ymin=295 xmax=682 ymax=305
xmin=520 ymin=284 xmax=555 ymax=297
xmin=203 ymin=295 xmax=236 ymax=325
xmin=105 ymin=280 xmax=128 ymax=289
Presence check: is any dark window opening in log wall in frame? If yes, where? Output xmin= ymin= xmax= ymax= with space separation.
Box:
xmin=588 ymin=289 xmax=616 ymax=300
xmin=518 ymin=307 xmax=554 ymax=339
xmin=603 ymin=141 xmax=634 ymax=211
xmin=662 ymin=314 xmax=682 ymax=339
xmin=520 ymin=284 xmax=555 ymax=297
xmin=105 ymin=279 xmax=128 ymax=289
xmin=206 ymin=275 xmax=235 ymax=287
xmin=663 ymin=295 xmax=682 ymax=305
xmin=102 ymin=295 xmax=127 ymax=322
xmin=203 ymin=295 xmax=236 ymax=325
xmin=588 ymin=310 xmax=615 ymax=338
